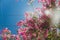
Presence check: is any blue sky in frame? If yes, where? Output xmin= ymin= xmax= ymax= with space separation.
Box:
xmin=0 ymin=0 xmax=42 ymax=34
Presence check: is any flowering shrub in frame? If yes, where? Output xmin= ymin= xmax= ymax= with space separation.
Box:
xmin=0 ymin=0 xmax=60 ymax=40
xmin=0 ymin=28 xmax=20 ymax=40
xmin=17 ymin=0 xmax=60 ymax=40
xmin=17 ymin=12 xmax=50 ymax=40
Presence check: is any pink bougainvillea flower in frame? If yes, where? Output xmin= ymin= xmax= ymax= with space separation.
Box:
xmin=17 ymin=20 xmax=24 ymax=26
xmin=25 ymin=12 xmax=29 ymax=18
xmin=37 ymin=36 xmax=41 ymax=40
xmin=2 ymin=34 xmax=7 ymax=40
xmin=36 ymin=7 xmax=41 ymax=12
xmin=16 ymin=35 xmax=20 ymax=40
xmin=18 ymin=27 xmax=28 ymax=35
xmin=2 ymin=28 xmax=9 ymax=33
xmin=58 ymin=1 xmax=60 ymax=6
xmin=40 ymin=14 xmax=47 ymax=20
xmin=38 ymin=0 xmax=46 ymax=3
xmin=12 ymin=34 xmax=16 ymax=37
xmin=26 ymin=18 xmax=35 ymax=28
xmin=22 ymin=34 xmax=27 ymax=40
xmin=18 ymin=28 xmax=25 ymax=35
xmin=42 ymin=4 xmax=47 ymax=9
xmin=46 ymin=0 xmax=51 ymax=5
xmin=11 ymin=34 xmax=16 ymax=40
xmin=38 ymin=0 xmax=41 ymax=3
xmin=44 ymin=29 xmax=48 ymax=38
xmin=32 ymin=33 xmax=36 ymax=37
xmin=42 ymin=0 xmax=46 ymax=3
xmin=25 ymin=12 xmax=32 ymax=20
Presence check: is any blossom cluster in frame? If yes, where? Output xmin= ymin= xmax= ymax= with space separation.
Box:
xmin=17 ymin=8 xmax=51 ymax=40
xmin=17 ymin=0 xmax=60 ymax=40
xmin=0 ymin=28 xmax=20 ymax=40
xmin=0 ymin=0 xmax=60 ymax=40
xmin=38 ymin=0 xmax=60 ymax=9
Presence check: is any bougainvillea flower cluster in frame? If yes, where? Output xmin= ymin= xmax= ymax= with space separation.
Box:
xmin=17 ymin=9 xmax=51 ymax=40
xmin=17 ymin=0 xmax=60 ymax=40
xmin=38 ymin=0 xmax=60 ymax=8
xmin=0 ymin=28 xmax=21 ymax=40
xmin=0 ymin=0 xmax=60 ymax=40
